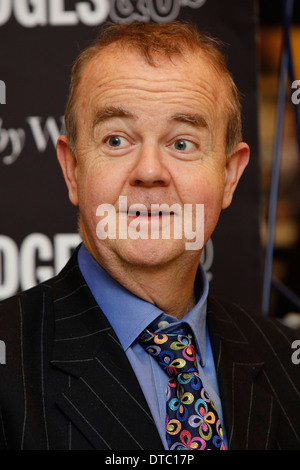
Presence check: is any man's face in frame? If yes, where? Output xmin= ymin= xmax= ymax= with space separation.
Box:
xmin=57 ymin=45 xmax=249 ymax=269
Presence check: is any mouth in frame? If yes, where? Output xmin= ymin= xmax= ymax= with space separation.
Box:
xmin=126 ymin=210 xmax=175 ymax=219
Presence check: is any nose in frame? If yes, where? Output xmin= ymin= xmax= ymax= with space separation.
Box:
xmin=129 ymin=144 xmax=171 ymax=188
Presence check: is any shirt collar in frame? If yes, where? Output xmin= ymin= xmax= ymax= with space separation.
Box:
xmin=77 ymin=244 xmax=209 ymax=365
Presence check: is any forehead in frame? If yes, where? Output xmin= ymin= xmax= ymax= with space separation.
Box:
xmin=77 ymin=44 xmax=227 ymax=122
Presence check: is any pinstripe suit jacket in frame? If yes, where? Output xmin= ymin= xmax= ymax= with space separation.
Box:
xmin=0 ymin=247 xmax=300 ymax=450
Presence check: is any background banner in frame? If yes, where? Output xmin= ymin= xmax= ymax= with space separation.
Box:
xmin=0 ymin=0 xmax=261 ymax=312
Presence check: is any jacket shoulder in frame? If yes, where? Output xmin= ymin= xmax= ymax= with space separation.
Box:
xmin=0 ymin=245 xmax=82 ymax=331
xmin=207 ymin=295 xmax=300 ymax=375
xmin=208 ymin=294 xmax=300 ymax=340
xmin=0 ymin=246 xmax=82 ymax=366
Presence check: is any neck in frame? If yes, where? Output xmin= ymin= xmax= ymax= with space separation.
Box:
xmin=118 ymin=263 xmax=198 ymax=319
xmin=86 ymin=245 xmax=200 ymax=320
xmin=118 ymin=267 xmax=197 ymax=319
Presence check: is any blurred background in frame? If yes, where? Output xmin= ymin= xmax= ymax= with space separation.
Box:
xmin=259 ymin=0 xmax=300 ymax=324
xmin=0 ymin=0 xmax=300 ymax=325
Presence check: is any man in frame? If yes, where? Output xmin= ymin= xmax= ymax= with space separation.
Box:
xmin=0 ymin=22 xmax=299 ymax=451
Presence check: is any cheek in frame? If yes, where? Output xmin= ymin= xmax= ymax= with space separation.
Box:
xmin=77 ymin=161 xmax=125 ymax=208
xmin=178 ymin=171 xmax=225 ymax=236
xmin=179 ymin=169 xmax=224 ymax=206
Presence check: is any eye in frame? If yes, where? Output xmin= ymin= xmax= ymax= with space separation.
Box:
xmin=106 ymin=135 xmax=129 ymax=148
xmin=173 ymin=139 xmax=195 ymax=152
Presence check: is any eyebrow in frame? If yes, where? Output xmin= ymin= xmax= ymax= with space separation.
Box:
xmin=92 ymin=107 xmax=208 ymax=130
xmin=92 ymin=106 xmax=136 ymax=129
xmin=169 ymin=113 xmax=208 ymax=129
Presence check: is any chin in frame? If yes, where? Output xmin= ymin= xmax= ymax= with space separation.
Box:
xmin=112 ymin=238 xmax=187 ymax=268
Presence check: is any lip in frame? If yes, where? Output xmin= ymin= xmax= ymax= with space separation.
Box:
xmin=125 ymin=210 xmax=175 ymax=219
xmin=118 ymin=202 xmax=176 ymax=219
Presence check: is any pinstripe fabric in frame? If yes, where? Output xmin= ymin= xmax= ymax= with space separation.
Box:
xmin=0 ymin=245 xmax=300 ymax=449
xmin=207 ymin=297 xmax=300 ymax=449
xmin=0 ymin=247 xmax=162 ymax=450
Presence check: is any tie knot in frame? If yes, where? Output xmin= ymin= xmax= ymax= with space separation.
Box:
xmin=138 ymin=327 xmax=198 ymax=377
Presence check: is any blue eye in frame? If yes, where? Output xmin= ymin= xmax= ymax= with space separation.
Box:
xmin=174 ymin=140 xmax=187 ymax=151
xmin=107 ymin=136 xmax=124 ymax=147
xmin=173 ymin=139 xmax=195 ymax=151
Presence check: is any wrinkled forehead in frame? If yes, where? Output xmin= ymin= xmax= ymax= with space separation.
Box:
xmin=76 ymin=43 xmax=229 ymax=130
xmin=81 ymin=42 xmax=227 ymax=93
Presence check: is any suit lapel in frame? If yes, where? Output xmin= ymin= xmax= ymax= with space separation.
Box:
xmin=50 ymin=248 xmax=163 ymax=450
xmin=207 ymin=296 xmax=278 ymax=450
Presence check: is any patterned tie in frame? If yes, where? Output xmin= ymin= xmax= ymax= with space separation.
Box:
xmin=138 ymin=324 xmax=226 ymax=450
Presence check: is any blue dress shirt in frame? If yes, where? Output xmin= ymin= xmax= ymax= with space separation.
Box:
xmin=78 ymin=243 xmax=227 ymax=449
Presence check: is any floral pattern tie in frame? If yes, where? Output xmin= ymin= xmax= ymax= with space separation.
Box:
xmin=138 ymin=325 xmax=226 ymax=450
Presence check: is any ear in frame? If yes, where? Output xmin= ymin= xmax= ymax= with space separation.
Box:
xmin=222 ymin=142 xmax=250 ymax=209
xmin=56 ymin=135 xmax=79 ymax=207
